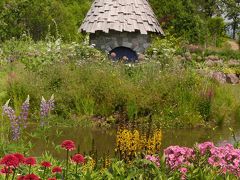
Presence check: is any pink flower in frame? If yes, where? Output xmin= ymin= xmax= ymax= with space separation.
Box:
xmin=17 ymin=175 xmax=25 ymax=180
xmin=179 ymin=167 xmax=188 ymax=174
xmin=197 ymin=142 xmax=214 ymax=155
xmin=13 ymin=153 xmax=25 ymax=164
xmin=71 ymin=154 xmax=85 ymax=164
xmin=23 ymin=174 xmax=40 ymax=180
xmin=145 ymin=155 xmax=160 ymax=167
xmin=41 ymin=161 xmax=51 ymax=168
xmin=52 ymin=166 xmax=62 ymax=173
xmin=0 ymin=167 xmax=13 ymax=174
xmin=24 ymin=157 xmax=36 ymax=166
xmin=61 ymin=140 xmax=76 ymax=151
xmin=164 ymin=146 xmax=194 ymax=169
xmin=0 ymin=154 xmax=19 ymax=167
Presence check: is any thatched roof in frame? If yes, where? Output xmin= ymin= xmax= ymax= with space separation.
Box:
xmin=80 ymin=0 xmax=164 ymax=35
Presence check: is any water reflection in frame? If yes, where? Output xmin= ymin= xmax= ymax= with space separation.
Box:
xmin=29 ymin=122 xmax=240 ymax=159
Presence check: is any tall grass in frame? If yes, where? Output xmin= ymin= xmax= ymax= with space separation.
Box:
xmin=3 ymin=59 xmax=232 ymax=128
xmin=1 ymin=39 xmax=240 ymax=128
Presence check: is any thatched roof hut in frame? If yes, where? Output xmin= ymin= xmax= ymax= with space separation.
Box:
xmin=80 ymin=0 xmax=164 ymax=61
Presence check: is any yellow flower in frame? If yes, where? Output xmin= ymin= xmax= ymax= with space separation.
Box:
xmin=116 ymin=128 xmax=162 ymax=160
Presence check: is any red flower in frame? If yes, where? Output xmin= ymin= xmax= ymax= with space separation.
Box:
xmin=13 ymin=153 xmax=25 ymax=164
xmin=24 ymin=157 xmax=36 ymax=166
xmin=0 ymin=154 xmax=19 ymax=167
xmin=48 ymin=178 xmax=57 ymax=180
xmin=23 ymin=174 xmax=40 ymax=180
xmin=41 ymin=161 xmax=51 ymax=168
xmin=61 ymin=140 xmax=76 ymax=151
xmin=0 ymin=167 xmax=13 ymax=174
xmin=52 ymin=166 xmax=62 ymax=173
xmin=17 ymin=175 xmax=25 ymax=180
xmin=71 ymin=154 xmax=85 ymax=164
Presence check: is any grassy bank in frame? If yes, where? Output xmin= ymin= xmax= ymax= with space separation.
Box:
xmin=0 ymin=39 xmax=240 ymax=129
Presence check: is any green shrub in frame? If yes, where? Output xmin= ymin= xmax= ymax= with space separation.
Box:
xmin=0 ymin=0 xmax=91 ymax=42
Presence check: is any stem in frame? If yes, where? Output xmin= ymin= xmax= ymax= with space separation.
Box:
xmin=43 ymin=167 xmax=46 ymax=179
xmin=28 ymin=165 xmax=31 ymax=174
xmin=11 ymin=169 xmax=16 ymax=180
xmin=5 ymin=174 xmax=9 ymax=180
xmin=75 ymin=163 xmax=78 ymax=175
xmin=5 ymin=167 xmax=9 ymax=180
xmin=65 ymin=150 xmax=69 ymax=180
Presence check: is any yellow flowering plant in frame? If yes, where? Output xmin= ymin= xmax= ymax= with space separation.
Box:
xmin=116 ymin=128 xmax=162 ymax=161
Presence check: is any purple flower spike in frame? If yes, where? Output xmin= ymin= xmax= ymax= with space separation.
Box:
xmin=48 ymin=94 xmax=55 ymax=111
xmin=2 ymin=99 xmax=20 ymax=140
xmin=40 ymin=95 xmax=55 ymax=127
xmin=20 ymin=95 xmax=30 ymax=128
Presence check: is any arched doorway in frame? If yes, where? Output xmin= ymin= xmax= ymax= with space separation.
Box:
xmin=110 ymin=47 xmax=138 ymax=62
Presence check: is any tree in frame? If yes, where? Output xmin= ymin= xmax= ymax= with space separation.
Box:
xmin=193 ymin=0 xmax=222 ymax=18
xmin=0 ymin=0 xmax=91 ymax=41
xmin=222 ymin=0 xmax=240 ymax=39
xmin=207 ymin=17 xmax=226 ymax=46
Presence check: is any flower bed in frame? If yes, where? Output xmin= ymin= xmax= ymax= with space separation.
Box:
xmin=1 ymin=140 xmax=240 ymax=179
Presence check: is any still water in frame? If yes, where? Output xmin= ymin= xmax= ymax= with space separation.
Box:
xmin=29 ymin=121 xmax=240 ymax=159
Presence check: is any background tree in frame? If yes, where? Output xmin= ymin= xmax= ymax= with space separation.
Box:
xmin=193 ymin=0 xmax=222 ymax=18
xmin=222 ymin=0 xmax=240 ymax=39
xmin=0 ymin=0 xmax=91 ymax=41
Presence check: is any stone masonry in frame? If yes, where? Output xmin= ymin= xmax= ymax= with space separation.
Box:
xmin=90 ymin=30 xmax=150 ymax=54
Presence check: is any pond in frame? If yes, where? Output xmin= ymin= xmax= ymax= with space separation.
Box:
xmin=28 ymin=121 xmax=240 ymax=159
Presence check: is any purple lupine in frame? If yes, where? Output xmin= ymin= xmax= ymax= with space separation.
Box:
xmin=48 ymin=94 xmax=55 ymax=112
xmin=40 ymin=97 xmax=48 ymax=126
xmin=19 ymin=95 xmax=30 ymax=128
xmin=2 ymin=100 xmax=20 ymax=140
xmin=40 ymin=95 xmax=55 ymax=127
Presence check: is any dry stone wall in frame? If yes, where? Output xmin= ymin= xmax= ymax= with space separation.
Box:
xmin=90 ymin=30 xmax=150 ymax=54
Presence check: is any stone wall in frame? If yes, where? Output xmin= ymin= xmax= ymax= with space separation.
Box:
xmin=90 ymin=30 xmax=150 ymax=54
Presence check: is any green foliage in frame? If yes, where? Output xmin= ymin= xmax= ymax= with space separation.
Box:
xmin=0 ymin=0 xmax=91 ymax=42
xmin=204 ymin=49 xmax=240 ymax=60
xmin=207 ymin=17 xmax=226 ymax=47
xmin=149 ymin=0 xmax=228 ymax=46
xmin=223 ymin=0 xmax=240 ymax=39
xmin=0 ymin=36 xmax=105 ymax=72
xmin=0 ymin=0 xmax=232 ymax=46
xmin=1 ymin=39 xmax=240 ymax=129
xmin=146 ymin=33 xmax=181 ymax=69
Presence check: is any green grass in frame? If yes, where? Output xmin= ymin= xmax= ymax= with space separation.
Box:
xmin=0 ymin=39 xmax=240 ymax=128
xmin=1 ymin=60 xmax=237 ymax=128
xmin=0 ymin=68 xmax=8 ymax=105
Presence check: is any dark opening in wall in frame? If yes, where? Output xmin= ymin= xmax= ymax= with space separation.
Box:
xmin=110 ymin=46 xmax=138 ymax=62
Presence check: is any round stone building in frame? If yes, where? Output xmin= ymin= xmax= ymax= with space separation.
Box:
xmin=80 ymin=0 xmax=164 ymax=61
